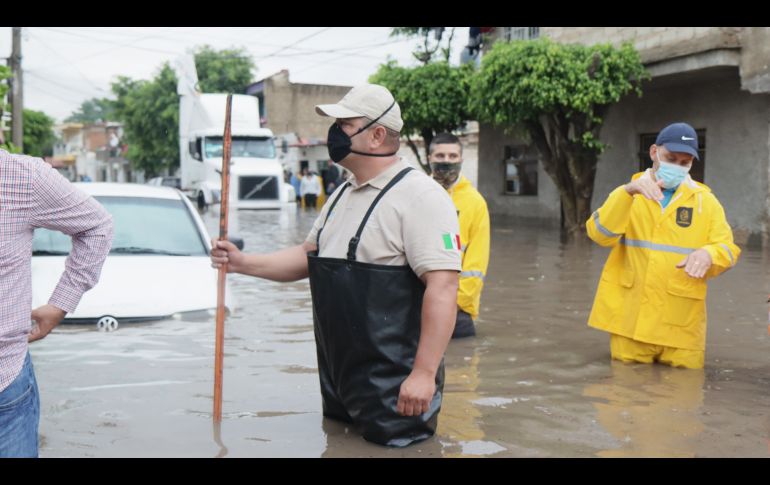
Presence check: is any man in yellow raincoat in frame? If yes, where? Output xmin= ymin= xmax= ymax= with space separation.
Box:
xmin=429 ymin=133 xmax=490 ymax=338
xmin=586 ymin=122 xmax=740 ymax=369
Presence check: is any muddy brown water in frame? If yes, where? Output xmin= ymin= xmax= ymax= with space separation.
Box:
xmin=31 ymin=207 xmax=770 ymax=457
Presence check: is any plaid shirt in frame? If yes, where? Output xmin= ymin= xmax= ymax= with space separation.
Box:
xmin=0 ymin=150 xmax=114 ymax=392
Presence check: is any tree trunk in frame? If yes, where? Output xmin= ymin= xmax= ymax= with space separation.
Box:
xmin=526 ymin=116 xmax=599 ymax=237
xmin=406 ymin=136 xmax=431 ymax=174
xmin=420 ymin=128 xmax=435 ymax=175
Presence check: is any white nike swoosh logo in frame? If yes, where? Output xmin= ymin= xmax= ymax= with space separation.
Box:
xmin=681 ymin=136 xmax=695 ymax=141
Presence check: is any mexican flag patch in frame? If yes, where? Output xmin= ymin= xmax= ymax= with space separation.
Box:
xmin=442 ymin=233 xmax=461 ymax=251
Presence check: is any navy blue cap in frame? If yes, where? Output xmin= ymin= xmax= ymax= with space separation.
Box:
xmin=655 ymin=122 xmax=699 ymax=160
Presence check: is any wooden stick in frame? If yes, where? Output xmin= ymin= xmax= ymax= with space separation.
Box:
xmin=213 ymin=94 xmax=233 ymax=422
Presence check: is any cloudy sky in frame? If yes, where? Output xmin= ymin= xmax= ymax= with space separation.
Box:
xmin=0 ymin=27 xmax=470 ymax=123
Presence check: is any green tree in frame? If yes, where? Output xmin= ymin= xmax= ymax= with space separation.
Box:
xmin=0 ymin=65 xmax=15 ymax=151
xmin=65 ymin=98 xmax=116 ymax=124
xmin=22 ymin=109 xmax=56 ymax=157
xmin=370 ymin=60 xmax=473 ymax=173
xmin=111 ymin=45 xmax=256 ymax=176
xmin=111 ymin=65 xmax=179 ymax=177
xmin=391 ymin=27 xmax=456 ymax=65
xmin=194 ymin=45 xmax=255 ymax=93
xmin=469 ymin=38 xmax=649 ymax=235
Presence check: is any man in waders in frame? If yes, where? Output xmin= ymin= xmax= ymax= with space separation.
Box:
xmin=210 ymin=84 xmax=461 ymax=447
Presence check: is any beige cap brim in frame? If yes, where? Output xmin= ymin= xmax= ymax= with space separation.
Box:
xmin=315 ymin=103 xmax=365 ymax=119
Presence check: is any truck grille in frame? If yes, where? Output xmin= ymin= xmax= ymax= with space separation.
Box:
xmin=239 ymin=176 xmax=279 ymax=200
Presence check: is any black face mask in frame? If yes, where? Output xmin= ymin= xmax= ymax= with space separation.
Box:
xmin=430 ymin=162 xmax=463 ymax=189
xmin=326 ymin=100 xmax=399 ymax=163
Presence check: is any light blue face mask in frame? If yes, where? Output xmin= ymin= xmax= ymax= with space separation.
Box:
xmin=656 ymin=156 xmax=691 ymax=189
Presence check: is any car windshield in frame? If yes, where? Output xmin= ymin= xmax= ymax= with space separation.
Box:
xmin=33 ymin=196 xmax=208 ymax=257
xmin=204 ymin=136 xmax=275 ymax=159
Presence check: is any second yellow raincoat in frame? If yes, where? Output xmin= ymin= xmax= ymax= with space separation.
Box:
xmin=448 ymin=175 xmax=490 ymax=320
xmin=586 ymin=170 xmax=740 ymax=351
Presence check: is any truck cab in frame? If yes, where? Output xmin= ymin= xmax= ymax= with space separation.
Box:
xmin=179 ymin=93 xmax=292 ymax=209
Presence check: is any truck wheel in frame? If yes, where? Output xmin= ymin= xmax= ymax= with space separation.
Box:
xmin=197 ymin=191 xmax=207 ymax=210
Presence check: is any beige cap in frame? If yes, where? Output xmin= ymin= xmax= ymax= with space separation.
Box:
xmin=315 ymin=84 xmax=403 ymax=133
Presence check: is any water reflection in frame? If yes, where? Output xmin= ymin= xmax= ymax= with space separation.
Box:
xmin=29 ymin=207 xmax=770 ymax=457
xmin=584 ymin=362 xmax=705 ymax=457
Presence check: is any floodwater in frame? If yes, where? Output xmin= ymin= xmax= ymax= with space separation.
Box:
xmin=32 ymin=206 xmax=770 ymax=457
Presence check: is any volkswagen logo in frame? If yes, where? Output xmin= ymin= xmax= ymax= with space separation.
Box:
xmin=96 ymin=316 xmax=119 ymax=332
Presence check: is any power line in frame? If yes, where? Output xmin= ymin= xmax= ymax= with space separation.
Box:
xmin=292 ymin=40 xmax=398 ymax=76
xmin=253 ymin=27 xmax=333 ymax=62
xmin=27 ymin=31 xmax=110 ymax=96
xmin=32 ymin=27 xmax=189 ymax=70
xmin=26 ymin=71 xmax=103 ymax=99
xmin=171 ymin=28 xmax=406 ymax=60
xmin=24 ymin=76 xmax=91 ymax=106
xmin=27 ymin=27 xmax=411 ymax=75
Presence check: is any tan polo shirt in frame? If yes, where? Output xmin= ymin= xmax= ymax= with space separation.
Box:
xmin=306 ymin=159 xmax=461 ymax=277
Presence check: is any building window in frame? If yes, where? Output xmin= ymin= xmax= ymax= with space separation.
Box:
xmin=503 ymin=27 xmax=540 ymax=41
xmin=504 ymin=145 xmax=538 ymax=195
xmin=639 ymin=129 xmax=705 ymax=183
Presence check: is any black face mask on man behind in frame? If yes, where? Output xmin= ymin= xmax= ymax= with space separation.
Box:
xmin=430 ymin=162 xmax=463 ymax=189
xmin=326 ymin=100 xmax=399 ymax=163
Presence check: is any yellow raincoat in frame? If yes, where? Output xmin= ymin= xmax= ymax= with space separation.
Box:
xmin=448 ymin=175 xmax=490 ymax=320
xmin=586 ymin=170 xmax=740 ymax=351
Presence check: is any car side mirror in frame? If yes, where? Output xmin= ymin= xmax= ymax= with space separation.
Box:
xmin=228 ymin=236 xmax=245 ymax=251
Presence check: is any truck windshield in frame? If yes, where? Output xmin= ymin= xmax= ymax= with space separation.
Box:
xmin=204 ymin=136 xmax=275 ymax=159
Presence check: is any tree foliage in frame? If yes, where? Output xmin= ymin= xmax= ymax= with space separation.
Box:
xmin=0 ymin=65 xmax=15 ymax=151
xmin=22 ymin=109 xmax=56 ymax=157
xmin=469 ymin=38 xmax=649 ymax=233
xmin=390 ymin=27 xmax=456 ymax=64
xmin=110 ymin=45 xmax=256 ymax=176
xmin=370 ymin=60 xmax=473 ymax=172
xmin=65 ymin=98 xmax=116 ymax=124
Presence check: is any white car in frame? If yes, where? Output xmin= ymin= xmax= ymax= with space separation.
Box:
xmin=31 ymin=183 xmax=238 ymax=326
xmin=146 ymin=176 xmax=181 ymax=189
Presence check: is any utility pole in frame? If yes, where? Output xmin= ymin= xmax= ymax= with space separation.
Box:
xmin=10 ymin=27 xmax=23 ymax=150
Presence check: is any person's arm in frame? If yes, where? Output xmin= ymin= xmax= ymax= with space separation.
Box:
xmin=457 ymin=201 xmax=490 ymax=318
xmin=211 ymin=196 xmax=331 ymax=281
xmin=211 ymin=240 xmax=315 ymax=282
xmin=28 ymin=159 xmax=114 ymax=341
xmin=397 ymin=187 xmax=461 ymax=416
xmin=586 ymin=178 xmax=663 ymax=247
xmin=396 ymin=269 xmax=458 ymax=416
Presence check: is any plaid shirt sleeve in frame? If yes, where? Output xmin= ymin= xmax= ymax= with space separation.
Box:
xmin=29 ymin=160 xmax=114 ymax=313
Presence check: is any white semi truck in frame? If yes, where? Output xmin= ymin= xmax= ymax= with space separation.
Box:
xmin=176 ymin=57 xmax=293 ymax=209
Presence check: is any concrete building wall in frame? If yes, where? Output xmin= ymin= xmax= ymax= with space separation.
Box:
xmin=537 ymin=27 xmax=770 ymax=95
xmin=479 ymin=67 xmax=770 ymax=240
xmin=592 ymin=67 xmax=770 ymax=243
xmin=477 ymin=124 xmax=561 ymax=226
xmin=534 ymin=28 xmax=742 ymax=62
xmin=261 ymin=70 xmax=351 ymax=139
xmin=478 ymin=27 xmax=770 ymax=240
xmin=738 ymin=28 xmax=770 ymax=93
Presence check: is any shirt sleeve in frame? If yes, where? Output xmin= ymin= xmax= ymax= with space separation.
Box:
xmin=457 ymin=197 xmax=490 ymax=318
xmin=29 ymin=160 xmax=114 ymax=313
xmin=402 ymin=187 xmax=462 ymax=278
xmin=586 ymin=185 xmax=635 ymax=247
